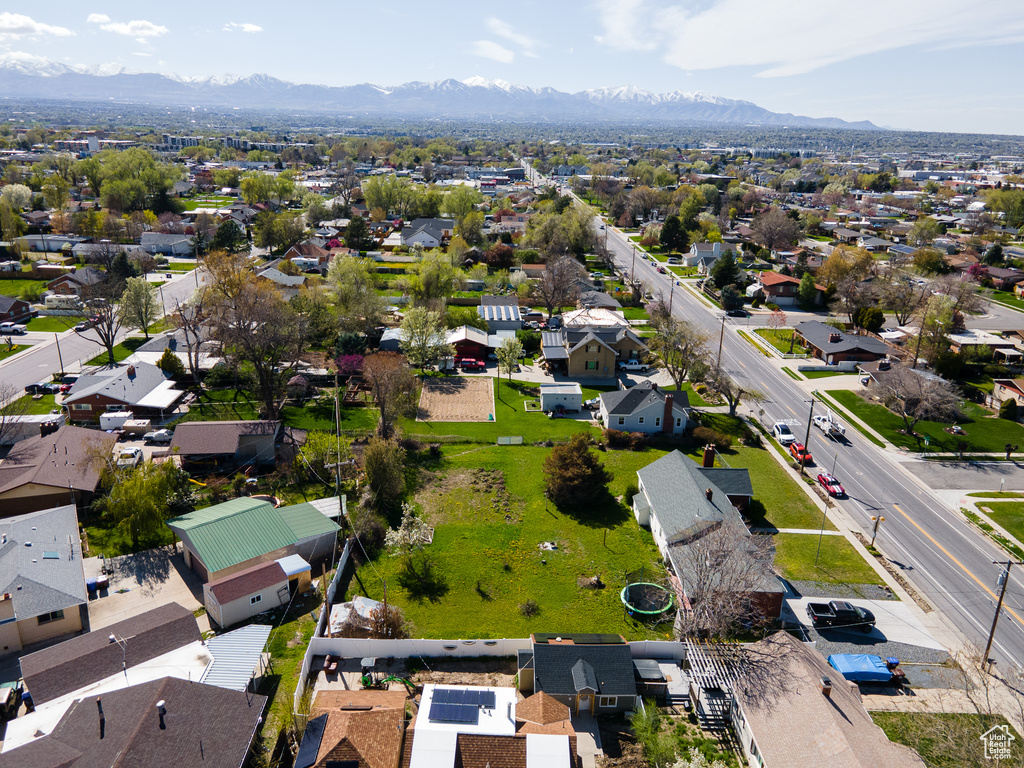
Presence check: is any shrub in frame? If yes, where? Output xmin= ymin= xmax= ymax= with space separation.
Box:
xmin=765 ymin=302 xmax=780 ymax=311
xmin=694 ymin=384 xmax=708 ymax=394
xmin=1000 ymin=397 xmax=1019 ymax=421
xmin=628 ymin=431 xmax=648 ymax=451
xmin=985 ymin=364 xmax=1011 ymax=378
xmin=351 ymin=510 xmax=388 ymax=560
xmin=623 ymin=481 xmax=640 ymax=503
xmin=543 ymin=433 xmax=612 ymax=510
xmin=693 ymin=426 xmax=733 ymax=450
xmin=751 ymin=297 xmax=762 ymax=308
xmin=604 ymin=428 xmax=630 ymax=448
xmin=158 ymin=347 xmax=186 ymax=379
xmin=520 ymin=600 xmax=540 ymax=617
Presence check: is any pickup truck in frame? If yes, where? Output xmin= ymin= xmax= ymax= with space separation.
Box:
xmin=0 ymin=322 xmax=27 ymax=335
xmin=813 ymin=414 xmax=846 ymax=440
xmin=806 ymin=600 xmax=875 ymax=632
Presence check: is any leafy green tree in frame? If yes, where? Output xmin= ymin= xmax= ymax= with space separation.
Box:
xmin=709 ymin=251 xmax=741 ymax=290
xmin=211 ymin=220 xmax=246 ymax=253
xmin=328 ymin=256 xmax=388 ymax=335
xmin=720 ymin=284 xmax=743 ymax=311
xmin=119 ymin=276 xmax=159 ymax=339
xmin=158 ymin=347 xmax=186 ymax=379
xmin=798 ymin=272 xmax=819 ymax=309
xmin=344 ymin=215 xmax=373 ymax=251
xmin=442 ymin=185 xmax=482 ymax=227
xmin=543 ymin=433 xmax=612 ymax=511
xmin=908 ymin=216 xmax=942 ymax=247
xmin=913 ymin=248 xmax=949 ymax=275
xmin=291 ymin=284 xmax=338 ymax=348
xmin=102 ymin=461 xmax=195 ymax=550
xmin=853 ymin=306 xmax=884 ymax=333
xmin=240 ymin=172 xmax=275 ymax=205
xmin=495 ymin=336 xmax=523 ymax=382
xmin=41 ymin=175 xmax=70 ymax=212
xmin=400 ymin=307 xmax=453 ymax=370
xmin=401 ymin=251 xmax=464 ymax=310
xmin=659 ymin=214 xmax=687 ymax=252
xmin=362 ymin=436 xmax=406 ymax=511
xmin=985 ymin=243 xmax=1004 ymax=266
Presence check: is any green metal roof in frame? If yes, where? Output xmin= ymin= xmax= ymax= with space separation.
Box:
xmin=167 ymin=498 xmax=298 ymax=574
xmin=279 ymin=501 xmax=342 ymax=541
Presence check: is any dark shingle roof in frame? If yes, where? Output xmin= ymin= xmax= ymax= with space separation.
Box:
xmin=0 ymin=427 xmax=116 ymax=499
xmin=693 ymin=467 xmax=753 ymax=497
xmin=3 ymin=676 xmax=266 ymax=768
xmin=168 ymin=420 xmax=280 ymax=457
xmin=532 ymin=642 xmax=636 ymax=698
xmin=795 ymin=321 xmax=889 ymax=357
xmin=20 ymin=603 xmax=200 ymax=704
xmin=601 ymin=381 xmax=690 ymax=417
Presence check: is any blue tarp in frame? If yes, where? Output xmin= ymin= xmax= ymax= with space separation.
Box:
xmin=827 ymin=653 xmax=892 ymax=683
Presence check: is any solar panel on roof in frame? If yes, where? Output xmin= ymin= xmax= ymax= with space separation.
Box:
xmin=428 ymin=699 xmax=480 ymax=724
xmin=294 ymin=713 xmax=327 ymax=768
xmin=479 ymin=691 xmax=496 ymax=708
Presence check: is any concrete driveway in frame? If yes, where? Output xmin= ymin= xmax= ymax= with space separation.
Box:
xmin=784 ymin=596 xmax=945 ymax=651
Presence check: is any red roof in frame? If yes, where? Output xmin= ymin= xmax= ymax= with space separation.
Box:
xmin=208 ymin=560 xmax=286 ymax=604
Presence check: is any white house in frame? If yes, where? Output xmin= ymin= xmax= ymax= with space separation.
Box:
xmin=599 ymin=382 xmax=691 ymax=435
xmin=539 ymin=383 xmax=582 ymax=413
xmin=140 ymin=232 xmax=193 ymax=255
xmin=203 ymin=555 xmax=311 ymax=628
xmin=682 ymin=242 xmax=722 ymax=267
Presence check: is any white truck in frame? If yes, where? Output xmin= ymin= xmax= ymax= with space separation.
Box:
xmin=0 ymin=322 xmax=27 ymax=335
xmin=813 ymin=413 xmax=846 ymax=440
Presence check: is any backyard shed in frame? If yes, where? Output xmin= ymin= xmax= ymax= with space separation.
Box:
xmin=539 ymin=383 xmax=583 ymax=413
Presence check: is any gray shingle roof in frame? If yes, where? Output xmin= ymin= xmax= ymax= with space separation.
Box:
xmin=63 ymin=362 xmax=179 ymax=407
xmin=794 ymin=321 xmax=889 ymax=357
xmin=570 ymin=659 xmax=598 ymax=693
xmin=0 ymin=505 xmax=86 ymax=623
xmin=693 ymin=467 xmax=753 ymax=498
xmin=601 ymin=381 xmax=690 ymax=417
xmin=0 ymin=426 xmax=116 ymax=498
xmin=533 ymin=642 xmax=636 ymax=699
xmin=169 ymin=420 xmax=280 ymax=457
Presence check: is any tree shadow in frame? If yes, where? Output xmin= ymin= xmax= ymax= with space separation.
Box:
xmin=396 ymin=554 xmax=449 ymax=603
xmin=742 ymin=500 xmax=777 ymax=532
xmin=553 ymin=487 xmax=630 ymax=528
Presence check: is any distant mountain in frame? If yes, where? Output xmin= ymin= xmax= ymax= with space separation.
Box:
xmin=0 ymin=59 xmax=881 ymax=130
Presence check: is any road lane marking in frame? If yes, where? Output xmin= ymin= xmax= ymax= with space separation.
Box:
xmin=892 ymin=504 xmax=1024 ymax=630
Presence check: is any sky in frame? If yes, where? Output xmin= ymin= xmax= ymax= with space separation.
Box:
xmin=1 ymin=2 xmax=1023 ymax=135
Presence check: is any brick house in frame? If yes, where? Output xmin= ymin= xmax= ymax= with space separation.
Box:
xmin=0 ymin=295 xmax=31 ymax=324
xmin=46 ymin=266 xmax=104 ymax=296
xmin=749 ymin=271 xmax=824 ymax=307
xmin=795 ymin=321 xmax=890 ymax=364
xmin=62 ymin=363 xmax=185 ymax=423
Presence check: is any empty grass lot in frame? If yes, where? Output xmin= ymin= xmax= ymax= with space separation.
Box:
xmin=0 ymin=278 xmax=47 ymax=297
xmin=827 ymin=389 xmax=1024 ymax=453
xmin=977 ymin=502 xmax=1024 ymax=542
xmin=344 ymin=444 xmax=669 ymax=640
xmin=773 ymin=533 xmax=883 ymax=585
xmin=753 ymin=328 xmax=809 ymax=355
xmin=872 ymin=711 xmax=1020 ymax=768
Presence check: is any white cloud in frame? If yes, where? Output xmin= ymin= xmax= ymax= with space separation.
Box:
xmin=0 ymin=12 xmax=74 ymax=37
xmin=224 ymin=22 xmax=263 ymax=33
xmin=86 ymin=13 xmax=110 ymax=24
xmin=485 ymin=18 xmax=541 ymax=57
xmin=131 ymin=51 xmax=152 ymax=57
xmin=594 ymin=0 xmax=1024 ymax=77
xmin=469 ymin=40 xmax=515 ymax=64
xmin=98 ymin=19 xmax=168 ymax=38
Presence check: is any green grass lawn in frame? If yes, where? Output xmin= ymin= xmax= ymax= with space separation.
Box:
xmin=26 ymin=315 xmax=79 ymax=333
xmin=181 ymin=196 xmax=235 ymax=211
xmin=872 ymin=711 xmax=1019 ymax=768
xmin=85 ymin=337 xmax=147 ymax=366
xmin=146 ymin=318 xmax=173 ymax=334
xmin=0 ymin=343 xmax=28 ymax=361
xmin=664 ymin=383 xmax=713 ymax=408
xmin=163 ymin=262 xmax=198 ymax=272
xmin=773 ymin=533 xmax=883 ymax=585
xmin=754 ymin=328 xmax=809 ymax=355
xmin=728 ymin=445 xmax=836 ymax=531
xmin=967 ymin=491 xmax=1024 ymax=498
xmin=984 ymin=288 xmax=1024 ymax=312
xmin=175 ymin=388 xmax=380 ymax=432
xmin=345 ymin=444 xmax=669 ymax=639
xmin=977 ymin=501 xmax=1024 ymax=542
xmin=0 ymin=278 xmax=47 ymax=297
xmin=827 ymin=390 xmax=1024 ymax=454
xmin=12 ymin=393 xmax=61 ymax=414
xmin=621 ymin=307 xmax=649 ymax=321
xmin=84 ymin=519 xmax=174 ymax=558
xmin=801 ymin=369 xmax=852 ymax=379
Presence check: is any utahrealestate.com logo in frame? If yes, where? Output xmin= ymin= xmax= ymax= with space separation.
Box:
xmin=981 ymin=724 xmax=1015 ymax=760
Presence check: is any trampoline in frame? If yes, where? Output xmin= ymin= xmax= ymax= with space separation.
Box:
xmin=621 ymin=582 xmax=674 ymax=618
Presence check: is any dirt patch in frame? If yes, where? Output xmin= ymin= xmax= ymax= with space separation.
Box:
xmin=417 ymin=468 xmax=522 ymax=525
xmin=417 ymin=376 xmax=494 ymax=422
xmin=404 ymin=657 xmax=518 ymax=688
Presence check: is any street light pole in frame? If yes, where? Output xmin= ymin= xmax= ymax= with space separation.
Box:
xmin=714 ymin=315 xmax=726 ymax=379
xmin=983 ymin=560 xmax=1021 ymax=672
xmin=668 ymin=279 xmax=676 ymax=314
xmin=801 ymin=396 xmax=815 ymax=474
xmin=869 ymin=515 xmax=886 ymax=547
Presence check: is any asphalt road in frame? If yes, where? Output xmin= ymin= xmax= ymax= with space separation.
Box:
xmin=0 ymin=268 xmax=205 ymax=402
xmin=598 ymin=220 xmax=1024 ymax=670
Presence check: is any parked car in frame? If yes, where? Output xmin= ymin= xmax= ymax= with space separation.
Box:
xmin=24 ymin=381 xmax=59 ymax=394
xmin=115 ymin=447 xmax=143 ymax=468
xmin=74 ymin=322 xmax=91 ymax=332
xmin=143 ymin=429 xmax=174 ymax=444
xmin=772 ymin=422 xmax=796 ymax=445
xmin=617 ymin=359 xmax=650 ymax=372
xmin=817 ymin=473 xmax=846 ymax=497
xmin=0 ymin=322 xmax=27 ymax=335
xmin=807 ymin=600 xmax=875 ymax=632
xmin=726 ymin=309 xmax=748 ymax=318
xmin=789 ymin=441 xmax=813 ymax=464
xmin=583 ymin=397 xmax=601 ymax=410
xmin=460 ymin=358 xmax=486 ymax=371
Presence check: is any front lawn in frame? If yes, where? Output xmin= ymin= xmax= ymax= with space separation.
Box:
xmin=754 ymin=328 xmax=809 ymax=356
xmin=872 ymin=711 xmax=1019 ymax=768
xmin=977 ymin=501 xmax=1024 ymax=542
xmin=0 ymin=343 xmax=28 ymax=361
xmin=85 ymin=337 xmax=147 ymax=366
xmin=621 ymin=306 xmax=649 ymax=321
xmin=12 ymin=393 xmax=61 ymax=414
xmin=0 ymin=278 xmax=47 ymax=297
xmin=26 ymin=315 xmax=79 ymax=333
xmin=801 ymin=369 xmax=852 ymax=379
xmin=773 ymin=532 xmax=883 ymax=585
xmin=344 ymin=444 xmax=668 ymax=639
xmin=984 ymin=288 xmax=1024 ymax=313
xmin=827 ymin=390 xmax=1024 ymax=454
xmin=728 ymin=445 xmax=836 ymax=531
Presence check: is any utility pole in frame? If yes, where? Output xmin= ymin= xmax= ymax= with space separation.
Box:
xmin=714 ymin=314 xmax=726 ymax=379
xmin=983 ymin=560 xmax=1021 ymax=672
xmin=911 ymin=305 xmax=930 ymax=370
xmin=54 ymin=333 xmax=64 ymax=377
xmin=668 ymin=279 xmax=676 ymax=315
xmin=801 ymin=396 xmax=815 ymax=474
xmin=869 ymin=515 xmax=885 ymax=546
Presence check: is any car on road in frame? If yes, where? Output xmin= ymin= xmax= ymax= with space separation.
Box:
xmin=789 ymin=441 xmax=814 ymax=465
xmin=726 ymin=309 xmax=748 ymax=318
xmin=115 ymin=447 xmax=143 ymax=468
xmin=24 ymin=381 xmax=59 ymax=394
xmin=143 ymin=429 xmax=174 ymax=444
xmin=657 ymin=266 xmax=667 ymax=274
xmin=772 ymin=422 xmax=796 ymax=445
xmin=817 ymin=472 xmax=846 ymax=497
xmin=617 ymin=359 xmax=650 ymax=372
xmin=74 ymin=322 xmax=91 ymax=332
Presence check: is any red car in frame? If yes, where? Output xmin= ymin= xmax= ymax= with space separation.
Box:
xmin=789 ymin=441 xmax=813 ymax=465
xmin=817 ymin=473 xmax=845 ymax=497
xmin=460 ymin=359 xmax=486 ymax=371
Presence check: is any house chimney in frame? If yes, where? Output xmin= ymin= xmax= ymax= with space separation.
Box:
xmin=705 ymin=488 xmax=713 ymax=502
xmin=663 ymin=394 xmax=674 ymax=433
xmin=127 ymin=366 xmax=136 ymax=378
xmin=828 ymin=332 xmax=842 ymax=344
xmin=702 ymin=444 xmax=715 ymax=468
xmin=821 ymin=677 xmax=832 ymax=698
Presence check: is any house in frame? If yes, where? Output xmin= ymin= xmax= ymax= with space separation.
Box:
xmin=0 ymin=427 xmax=117 ymax=516
xmin=517 ymin=633 xmax=637 ymax=715
xmin=166 ymin=496 xmax=340 ymax=583
xmin=285 ymin=241 xmax=330 ymax=265
xmin=63 ymin=363 xmax=186 ymax=424
xmin=46 ymin=266 xmax=105 ymax=296
xmin=168 ymin=420 xmax=280 ymax=473
xmin=633 ymin=449 xmax=783 ymax=621
xmin=731 ymin=632 xmax=925 ymax=767
xmin=17 ymin=234 xmax=88 ymax=253
xmin=203 ymin=555 xmax=310 ymax=628
xmin=541 ymin=322 xmax=647 ymax=379
xmin=400 ymin=218 xmax=454 ymax=248
xmin=71 ymin=242 xmax=146 ymax=263
xmin=981 ymin=266 xmax=1024 ymax=290
xmin=599 ymin=381 xmax=692 ymax=435
xmin=795 ymin=321 xmax=890 ymax=364
xmin=577 ymin=290 xmax=622 ymax=310
xmin=0 ymin=294 xmax=31 ymax=323
xmin=538 ymin=383 xmax=582 ymax=413
xmin=257 ymin=264 xmax=307 ymax=297
xmin=140 ymin=232 xmax=193 ymax=255
xmin=477 ymin=302 xmax=522 ymax=332
xmin=682 ymin=241 xmax=721 ymax=267
xmin=0 ymin=414 xmax=63 ymax=446
xmin=295 ymin=689 xmax=407 ymax=768
xmin=446 ymin=325 xmax=489 ymax=361
xmin=18 ymin=603 xmax=199 ymax=705
xmin=945 ymin=328 xmax=1018 ymax=356
xmin=561 ymin=306 xmax=628 ymax=328
xmin=992 ymin=379 xmax=1024 ymax=411
xmin=2 ymin=676 xmax=266 ymax=768
xmin=126 ymin=328 xmax=219 ymax=373
xmin=748 ymin=271 xmax=824 ymax=307
xmin=0 ymin=505 xmax=88 ymax=656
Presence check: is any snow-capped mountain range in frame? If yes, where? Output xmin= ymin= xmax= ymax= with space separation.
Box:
xmin=0 ymin=57 xmax=880 ymax=130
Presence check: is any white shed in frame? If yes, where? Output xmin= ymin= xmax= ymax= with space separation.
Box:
xmin=539 ymin=383 xmax=583 ymax=413
xmin=204 ymin=558 xmax=294 ymax=629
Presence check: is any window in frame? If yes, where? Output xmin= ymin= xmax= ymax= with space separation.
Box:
xmin=676 ymin=417 xmax=682 ymax=427
xmin=71 ymin=404 xmax=91 ymax=411
xmin=655 ymin=417 xmax=661 ymax=427
xmin=586 ymin=361 xmax=598 ymax=370
xmin=617 ymin=416 xmax=625 ymax=426
xmin=638 ymin=417 xmax=644 ymax=425
xmin=250 ymin=594 xmax=263 ymax=606
xmin=37 ymin=610 xmax=65 ymax=625
xmin=587 ymin=344 xmax=596 ymax=352
xmin=598 ymin=696 xmax=617 ymax=708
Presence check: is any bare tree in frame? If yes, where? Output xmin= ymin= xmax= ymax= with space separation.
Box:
xmin=648 ymin=316 xmax=709 ymax=391
xmin=751 ymin=207 xmax=799 ymax=252
xmin=533 ymin=254 xmax=585 ymax=319
xmin=362 ymin=352 xmax=417 ymax=439
xmin=79 ymin=282 xmax=125 ymax=366
xmin=0 ymin=383 xmax=32 ymax=446
xmin=672 ymin=518 xmax=777 ymax=637
xmin=172 ymin=295 xmax=207 ymax=383
xmin=707 ymin=370 xmax=764 ymax=417
xmin=933 ymin=274 xmax=984 ymax=318
xmin=874 ymin=365 xmax=961 ymax=440
xmin=767 ymin=308 xmax=788 ymax=332
xmin=880 ymin=280 xmax=924 ymax=325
